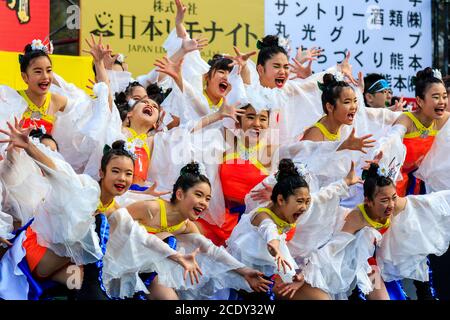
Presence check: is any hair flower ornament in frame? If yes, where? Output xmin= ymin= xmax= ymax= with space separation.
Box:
xmin=278 ymin=37 xmax=291 ymax=54
xmin=117 ymin=53 xmax=126 ymax=63
xmin=433 ymin=69 xmax=443 ymax=80
xmin=124 ymin=141 xmax=138 ymax=160
xmin=333 ymin=71 xmax=346 ymax=82
xmin=31 ymin=38 xmax=53 ymax=54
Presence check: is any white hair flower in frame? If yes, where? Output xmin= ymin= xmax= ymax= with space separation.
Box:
xmin=197 ymin=162 xmax=208 ymax=178
xmin=31 ymin=39 xmax=49 ymax=53
xmin=278 ymin=37 xmax=291 ymax=54
xmin=333 ymin=71 xmax=346 ymax=82
xmin=117 ymin=53 xmax=126 ymax=63
xmin=39 ymin=125 xmax=46 ymax=135
xmin=124 ymin=142 xmax=137 ymax=160
xmin=433 ymin=69 xmax=443 ymax=80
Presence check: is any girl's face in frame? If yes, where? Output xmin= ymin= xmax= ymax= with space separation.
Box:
xmin=128 ymin=86 xmax=148 ymax=101
xmin=127 ymin=98 xmax=160 ymax=129
xmin=327 ymin=87 xmax=358 ymax=125
xmin=417 ymin=83 xmax=448 ymax=120
xmin=175 ymin=182 xmax=211 ymax=221
xmin=257 ymin=53 xmax=290 ymax=89
xmin=365 ymin=184 xmax=397 ymax=221
xmin=277 ymin=187 xmax=311 ymax=224
xmin=206 ymin=69 xmax=231 ymax=100
xmin=21 ymin=56 xmax=53 ymax=95
xmin=238 ymin=106 xmax=269 ymax=138
xmin=100 ymin=155 xmax=134 ymax=197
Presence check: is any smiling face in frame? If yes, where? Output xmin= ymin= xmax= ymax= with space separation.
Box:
xmin=127 ymin=97 xmax=160 ymax=130
xmin=365 ymin=184 xmax=397 ymax=221
xmin=276 ymin=187 xmax=311 ymax=224
xmin=174 ymin=182 xmax=211 ymax=221
xmin=327 ymin=87 xmax=358 ymax=125
xmin=257 ymin=52 xmax=289 ymax=89
xmin=417 ymin=83 xmax=448 ymax=119
xmin=238 ymin=106 xmax=270 ymax=140
xmin=100 ymin=155 xmax=134 ymax=197
xmin=21 ymin=56 xmax=53 ymax=95
xmin=205 ymin=69 xmax=231 ymax=101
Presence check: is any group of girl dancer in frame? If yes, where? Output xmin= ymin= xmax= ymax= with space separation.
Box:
xmin=1 ymin=0 xmax=450 ymax=300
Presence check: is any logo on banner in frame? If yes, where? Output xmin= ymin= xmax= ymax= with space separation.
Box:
xmin=5 ymin=0 xmax=30 ymax=24
xmin=91 ymin=12 xmax=115 ymax=37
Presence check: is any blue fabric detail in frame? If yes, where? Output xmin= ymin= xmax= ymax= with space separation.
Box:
xmin=265 ymin=275 xmax=275 ymax=301
xmin=386 ymin=280 xmax=408 ymax=300
xmin=129 ymin=184 xmax=149 ymax=192
xmin=95 ymin=214 xmax=111 ymax=299
xmin=229 ymin=205 xmax=246 ymax=215
xmin=426 ymin=258 xmax=438 ymax=299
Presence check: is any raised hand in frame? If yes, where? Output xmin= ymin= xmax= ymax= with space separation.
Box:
xmin=289 ymin=57 xmax=313 ymax=80
xmin=388 ymin=97 xmax=407 ymax=112
xmin=218 ymin=99 xmax=245 ymax=123
xmin=238 ymin=267 xmax=272 ymax=293
xmin=154 ymin=56 xmax=183 ymax=82
xmin=176 ymin=248 xmax=203 ymax=285
xmin=275 ymin=273 xmax=306 ymax=299
xmin=362 ymin=151 xmax=383 ymax=170
xmin=338 ymin=127 xmax=376 ymax=154
xmin=175 ymin=0 xmax=187 ymax=38
xmin=103 ymin=46 xmax=120 ymax=70
xmin=0 ymin=237 xmax=12 ymax=247
xmin=0 ymin=117 xmax=33 ymax=151
xmin=250 ymin=181 xmax=273 ymax=202
xmin=224 ymin=46 xmax=257 ymax=75
xmin=83 ymin=34 xmax=112 ymax=63
xmin=181 ymin=37 xmax=209 ymax=54
xmin=295 ymin=46 xmax=323 ymax=65
xmin=338 ymin=51 xmax=357 ymax=86
xmin=143 ymin=181 xmax=171 ymax=197
xmin=344 ymin=161 xmax=363 ymax=186
xmin=356 ymin=71 xmax=364 ymax=92
xmin=267 ymin=240 xmax=292 ymax=274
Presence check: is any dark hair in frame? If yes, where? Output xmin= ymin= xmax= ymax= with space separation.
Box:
xmin=271 ymin=159 xmax=309 ymax=203
xmin=362 ymin=163 xmax=395 ymax=201
xmin=414 ymin=67 xmax=444 ymax=99
xmin=19 ymin=44 xmax=52 ymax=73
xmin=363 ymin=73 xmax=386 ymax=95
xmin=170 ymin=162 xmax=211 ymax=204
xmin=100 ymin=140 xmax=135 ymax=173
xmin=256 ymin=35 xmax=288 ymax=67
xmin=114 ymin=82 xmax=146 ymax=121
xmin=443 ymin=75 xmax=450 ymax=91
xmin=29 ymin=129 xmax=59 ymax=150
xmin=318 ymin=73 xmax=352 ymax=114
xmin=147 ymin=83 xmax=171 ymax=105
xmin=207 ymin=54 xmax=233 ymax=79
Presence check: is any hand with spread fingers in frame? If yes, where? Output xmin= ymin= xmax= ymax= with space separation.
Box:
xmin=0 ymin=117 xmax=33 ymax=152
xmin=295 ymin=46 xmax=323 ymax=65
xmin=238 ymin=267 xmax=273 ymax=293
xmin=224 ymin=46 xmax=257 ymax=75
xmin=175 ymin=0 xmax=188 ymax=39
xmin=275 ymin=273 xmax=306 ymax=299
xmin=83 ymin=34 xmax=112 ymax=64
xmin=182 ymin=37 xmax=209 ymax=54
xmin=250 ymin=181 xmax=273 ymax=202
xmin=218 ymin=99 xmax=245 ymax=123
xmin=174 ymin=248 xmax=204 ymax=285
xmin=289 ymin=57 xmax=313 ymax=80
xmin=338 ymin=51 xmax=358 ymax=86
xmin=338 ymin=127 xmax=376 ymax=154
xmin=267 ymin=239 xmax=292 ymax=274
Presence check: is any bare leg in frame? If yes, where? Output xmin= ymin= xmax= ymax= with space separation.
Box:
xmin=367 ymin=281 xmax=390 ymax=300
xmin=34 ymin=249 xmax=72 ymax=280
xmin=148 ymin=275 xmax=179 ymax=300
xmin=273 ymin=277 xmax=331 ymax=300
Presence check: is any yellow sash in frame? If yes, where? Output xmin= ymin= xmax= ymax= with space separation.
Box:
xmin=204 ymin=90 xmax=223 ymax=111
xmin=313 ymin=121 xmax=340 ymax=141
xmin=223 ymin=141 xmax=269 ymax=175
xmin=97 ymin=199 xmax=116 ymax=213
xmin=403 ymin=112 xmax=438 ymax=139
xmin=255 ymin=207 xmax=296 ymax=234
xmin=357 ymin=203 xmax=390 ymax=230
xmin=19 ymin=90 xmax=54 ymax=123
xmin=126 ymin=127 xmax=150 ymax=158
xmin=144 ymin=198 xmax=187 ymax=234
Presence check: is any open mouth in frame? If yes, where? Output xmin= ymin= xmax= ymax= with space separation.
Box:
xmin=142 ymin=106 xmax=153 ymax=117
xmin=384 ymin=207 xmax=393 ymax=216
xmin=293 ymin=212 xmax=303 ymax=221
xmin=275 ymin=78 xmax=285 ymax=88
xmin=218 ymin=82 xmax=229 ymax=93
xmin=435 ymin=107 xmax=445 ymax=116
xmin=347 ymin=112 xmax=356 ymax=121
xmin=114 ymin=183 xmax=126 ymax=192
xmin=193 ymin=207 xmax=205 ymax=216
xmin=38 ymin=81 xmax=50 ymax=91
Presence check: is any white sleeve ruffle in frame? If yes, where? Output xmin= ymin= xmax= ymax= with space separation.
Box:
xmin=107 ymin=70 xmax=133 ymax=95
xmin=0 ymin=86 xmax=28 ymax=136
xmin=376 ymin=191 xmax=450 ymax=282
xmin=226 ymin=212 xmax=297 ymax=283
xmin=30 ymin=143 xmax=103 ymax=265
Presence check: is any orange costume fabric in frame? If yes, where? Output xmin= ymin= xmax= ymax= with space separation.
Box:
xmin=197 ymin=157 xmax=269 ymax=246
xmin=19 ymin=90 xmax=55 ymax=134
xmin=22 ymin=227 xmax=48 ymax=273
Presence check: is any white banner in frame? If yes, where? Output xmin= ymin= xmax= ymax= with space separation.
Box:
xmin=265 ymin=0 xmax=432 ymax=97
